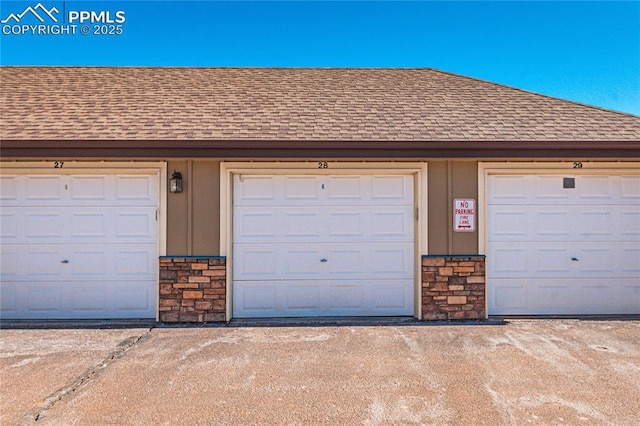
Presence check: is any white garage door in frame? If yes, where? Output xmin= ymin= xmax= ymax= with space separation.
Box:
xmin=0 ymin=173 xmax=159 ymax=319
xmin=487 ymin=174 xmax=640 ymax=315
xmin=233 ymin=174 xmax=415 ymax=318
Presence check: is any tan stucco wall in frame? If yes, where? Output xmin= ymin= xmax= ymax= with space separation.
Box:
xmin=427 ymin=160 xmax=479 ymax=255
xmin=166 ymin=159 xmax=479 ymax=256
xmin=167 ymin=160 xmax=221 ymax=256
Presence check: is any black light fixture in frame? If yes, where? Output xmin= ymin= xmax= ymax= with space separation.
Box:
xmin=169 ymin=171 xmax=183 ymax=193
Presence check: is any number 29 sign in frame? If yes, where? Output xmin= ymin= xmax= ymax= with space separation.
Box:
xmin=454 ymin=199 xmax=476 ymax=232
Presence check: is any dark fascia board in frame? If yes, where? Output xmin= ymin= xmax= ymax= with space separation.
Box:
xmin=1 ymin=139 xmax=639 ymax=158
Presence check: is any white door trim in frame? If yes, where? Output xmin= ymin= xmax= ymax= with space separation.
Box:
xmin=220 ymin=161 xmax=428 ymax=321
xmin=1 ymin=161 xmax=167 ymax=320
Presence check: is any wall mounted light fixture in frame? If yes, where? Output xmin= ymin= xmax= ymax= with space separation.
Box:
xmin=169 ymin=171 xmax=183 ymax=193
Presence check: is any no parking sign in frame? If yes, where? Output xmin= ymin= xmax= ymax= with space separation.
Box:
xmin=454 ymin=198 xmax=475 ymax=232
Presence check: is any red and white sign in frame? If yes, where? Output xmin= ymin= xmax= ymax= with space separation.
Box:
xmin=454 ymin=198 xmax=475 ymax=232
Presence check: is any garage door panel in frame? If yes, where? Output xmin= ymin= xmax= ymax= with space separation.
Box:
xmin=489 ymin=246 xmax=528 ymax=274
xmin=3 ymin=243 xmax=157 ymax=281
xmin=534 ymin=248 xmax=572 ymax=273
xmin=233 ymin=279 xmax=413 ymax=318
xmin=621 ymin=211 xmax=640 ymax=237
xmin=490 ymin=278 xmax=639 ymax=315
xmin=71 ymin=212 xmax=108 ymax=238
xmin=236 ymin=211 xmax=278 ymax=240
xmin=234 ymin=175 xmax=414 ymax=206
xmin=115 ymin=211 xmax=156 ymax=239
xmin=488 ymin=172 xmax=640 ymax=316
xmin=70 ymin=176 xmax=108 ymax=200
xmin=70 ymin=287 xmax=108 ymax=312
xmin=233 ymin=173 xmax=415 ymax=318
xmin=371 ymin=176 xmax=412 ymax=201
xmin=488 ymin=176 xmax=530 ymax=201
xmin=1 ymin=280 xmax=156 ymax=319
xmin=620 ymin=284 xmax=640 ymax=311
xmin=370 ymin=245 xmax=414 ymax=275
xmin=327 ymin=249 xmax=363 ymax=274
xmin=114 ymin=176 xmax=157 ymax=201
xmin=284 ymin=211 xmax=322 ymax=238
xmin=2 ymin=246 xmax=66 ymax=279
xmin=0 ymin=286 xmax=17 ymax=315
xmin=490 ymin=209 xmax=636 ymax=242
xmin=489 ymin=209 xmax=529 ymax=238
xmin=0 ymin=249 xmax=20 ymax=279
xmin=284 ymin=176 xmax=321 ymax=200
xmin=235 ymin=242 xmax=413 ymax=280
xmin=112 ymin=285 xmax=155 ymax=314
xmin=233 ymin=284 xmax=279 ymax=317
xmin=489 ymin=175 xmax=640 ymax=205
xmin=327 ymin=176 xmax=363 ymax=200
xmin=27 ymin=212 xmax=66 ymax=239
xmin=26 ymin=176 xmax=64 ymax=200
xmin=0 ymin=170 xmax=159 ymax=320
xmin=1 ymin=206 xmax=156 ymax=243
xmin=576 ymin=176 xmax=614 ymax=200
xmin=234 ymin=205 xmax=413 ymax=243
xmin=0 ymin=212 xmax=19 ymax=239
xmin=286 ymin=286 xmax=322 ymax=311
xmin=234 ymin=245 xmax=277 ymax=276
xmin=72 ymin=251 xmax=109 ymax=276
xmin=621 ymin=176 xmax=640 ymax=199
xmin=27 ymin=249 xmax=67 ymax=278
xmin=372 ymin=284 xmax=412 ymax=310
xmin=0 ymin=175 xmax=18 ymax=201
xmin=490 ymin=283 xmax=527 ymax=311
xmin=577 ymin=210 xmax=615 ymax=237
xmin=622 ymin=247 xmax=640 ymax=273
xmin=116 ymin=249 xmax=155 ymax=275
xmin=27 ymin=286 xmax=63 ymax=313
xmin=1 ymin=175 xmax=158 ymax=207
xmin=535 ymin=210 xmax=571 ymax=237
xmin=578 ymin=248 xmax=615 ymax=273
xmin=283 ymin=249 xmax=324 ymax=276
xmin=489 ymin=242 xmax=637 ymax=278
xmin=328 ymin=211 xmax=365 ymax=237
xmin=535 ymin=176 xmax=573 ymax=200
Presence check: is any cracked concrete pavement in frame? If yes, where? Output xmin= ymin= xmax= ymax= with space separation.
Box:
xmin=1 ymin=320 xmax=639 ymax=425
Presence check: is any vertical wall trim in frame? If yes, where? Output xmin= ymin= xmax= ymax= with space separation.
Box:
xmin=187 ymin=160 xmax=194 ymax=255
xmin=446 ymin=160 xmax=453 ymax=254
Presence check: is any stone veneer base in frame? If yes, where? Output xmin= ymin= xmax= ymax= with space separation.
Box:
xmin=421 ymin=255 xmax=486 ymax=320
xmin=158 ymin=255 xmax=485 ymax=322
xmin=159 ymin=256 xmax=226 ymax=322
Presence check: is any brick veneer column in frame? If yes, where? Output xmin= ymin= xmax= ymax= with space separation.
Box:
xmin=422 ymin=256 xmax=486 ymax=320
xmin=159 ymin=256 xmax=226 ymax=322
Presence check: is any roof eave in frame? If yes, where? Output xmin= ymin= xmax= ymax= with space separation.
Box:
xmin=1 ymin=139 xmax=639 ymax=159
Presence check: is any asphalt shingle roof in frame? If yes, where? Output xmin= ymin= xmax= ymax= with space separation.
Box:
xmin=1 ymin=67 xmax=639 ymax=141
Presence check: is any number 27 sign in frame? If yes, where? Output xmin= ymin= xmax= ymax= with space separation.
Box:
xmin=454 ymin=199 xmax=476 ymax=232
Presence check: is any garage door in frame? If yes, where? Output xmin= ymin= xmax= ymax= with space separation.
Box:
xmin=487 ymin=174 xmax=640 ymax=315
xmin=0 ymin=172 xmax=159 ymax=319
xmin=233 ymin=174 xmax=415 ymax=318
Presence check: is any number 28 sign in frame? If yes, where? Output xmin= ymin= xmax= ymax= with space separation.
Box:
xmin=454 ymin=199 xmax=476 ymax=232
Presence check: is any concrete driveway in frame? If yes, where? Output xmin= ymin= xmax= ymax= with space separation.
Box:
xmin=1 ymin=320 xmax=639 ymax=425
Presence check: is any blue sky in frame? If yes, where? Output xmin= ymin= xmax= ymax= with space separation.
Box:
xmin=1 ymin=1 xmax=639 ymax=115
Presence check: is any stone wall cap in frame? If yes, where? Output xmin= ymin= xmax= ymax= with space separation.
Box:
xmin=160 ymin=255 xmax=226 ymax=260
xmin=422 ymin=254 xmax=486 ymax=259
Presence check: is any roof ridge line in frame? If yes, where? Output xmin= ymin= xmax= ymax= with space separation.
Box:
xmin=426 ymin=67 xmax=640 ymax=119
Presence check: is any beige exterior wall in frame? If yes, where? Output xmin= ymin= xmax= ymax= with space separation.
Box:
xmin=427 ymin=160 xmax=479 ymax=255
xmin=166 ymin=160 xmax=221 ymax=256
xmin=166 ymin=159 xmax=479 ymax=256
